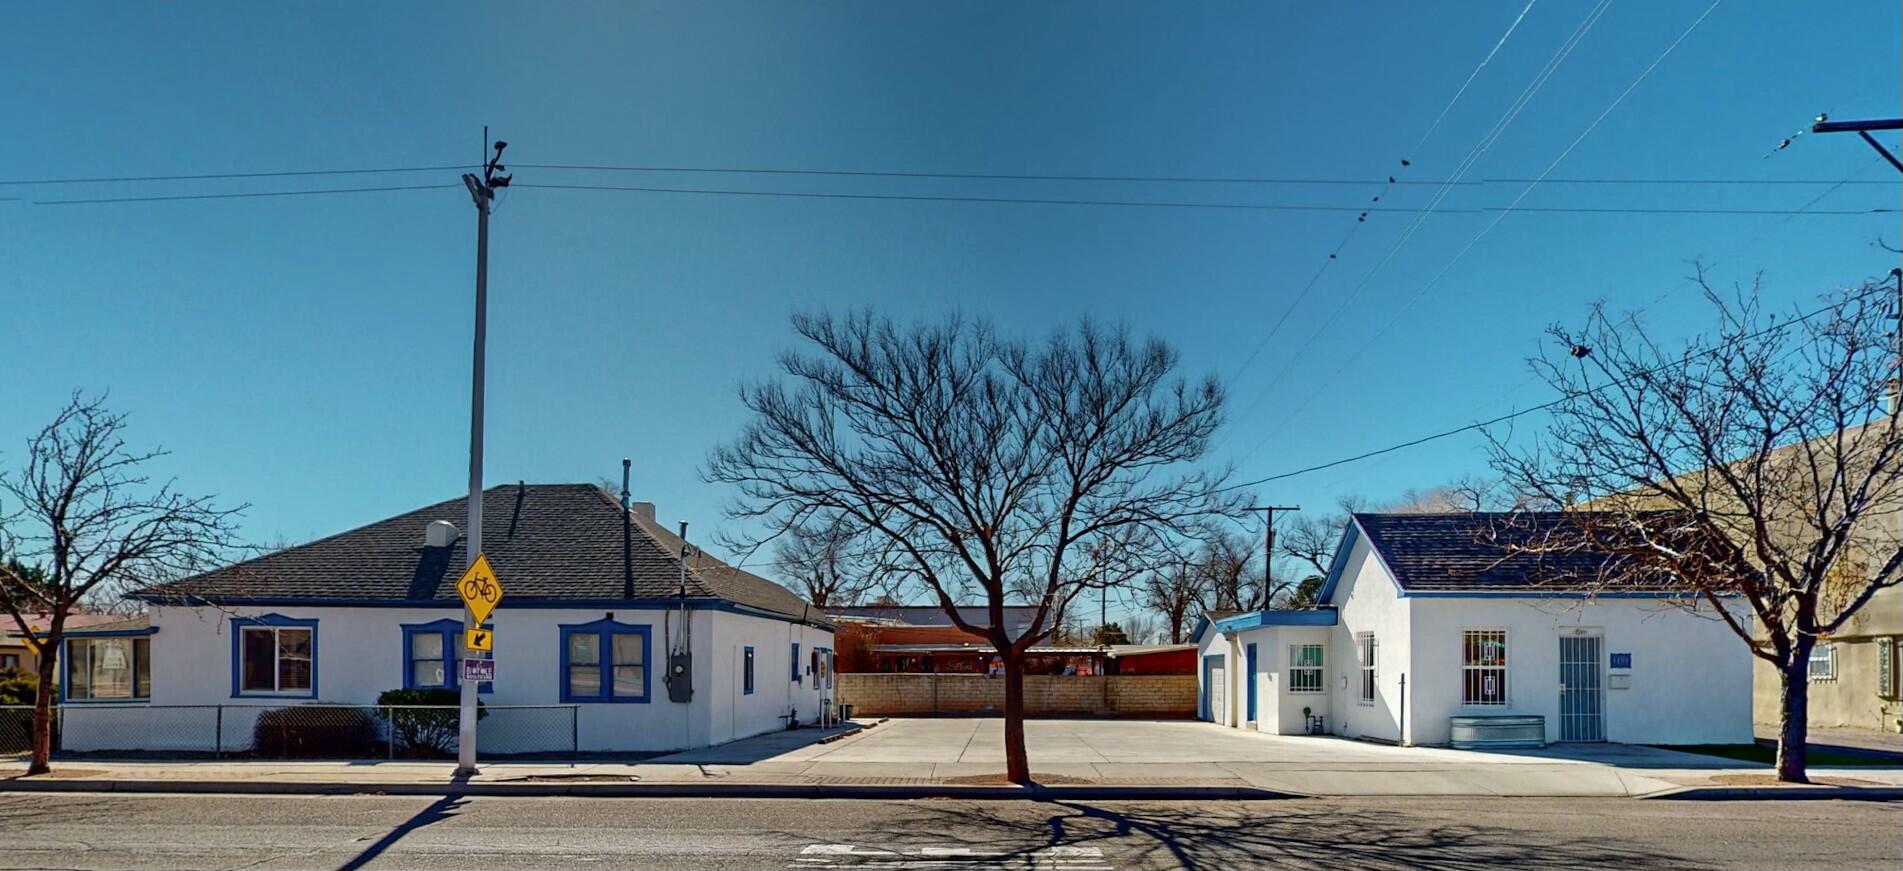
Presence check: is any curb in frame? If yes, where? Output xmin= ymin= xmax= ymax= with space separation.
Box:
xmin=1644 ymin=785 xmax=1903 ymax=802
xmin=0 ymin=778 xmax=1293 ymax=801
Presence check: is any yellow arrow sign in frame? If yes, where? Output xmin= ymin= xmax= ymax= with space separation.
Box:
xmin=456 ymin=553 xmax=504 ymax=625
xmin=465 ymin=627 xmax=493 ymax=652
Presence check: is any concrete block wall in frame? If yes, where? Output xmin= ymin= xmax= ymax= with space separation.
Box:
xmin=837 ymin=674 xmax=1196 ymax=718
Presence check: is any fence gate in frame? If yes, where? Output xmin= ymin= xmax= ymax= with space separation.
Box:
xmin=1557 ymin=635 xmax=1605 ymax=742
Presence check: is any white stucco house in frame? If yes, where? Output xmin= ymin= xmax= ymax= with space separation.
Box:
xmin=61 ymin=483 xmax=835 ymax=755
xmin=1195 ymin=512 xmax=1753 ymax=747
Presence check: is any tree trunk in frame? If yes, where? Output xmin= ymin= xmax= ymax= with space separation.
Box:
xmin=1774 ymin=651 xmax=1811 ymax=784
xmin=1001 ymin=652 xmax=1030 ymax=785
xmin=28 ymin=641 xmax=56 ymax=776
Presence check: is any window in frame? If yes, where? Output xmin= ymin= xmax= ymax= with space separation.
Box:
xmin=410 ymin=632 xmax=448 ymax=688
xmin=0 ymin=653 xmax=19 ymax=671
xmin=560 ymin=619 xmax=650 ymax=703
xmin=1879 ymin=637 xmax=1899 ymax=701
xmin=791 ymin=642 xmax=801 ymax=683
xmin=65 ymin=637 xmax=151 ymax=701
xmin=1357 ymin=633 xmax=1377 ymax=703
xmin=231 ymin=615 xmax=316 ymax=698
xmin=743 ymin=646 xmax=755 ymax=695
xmin=1288 ymin=644 xmax=1324 ymax=693
xmin=401 ymin=619 xmax=491 ymax=693
xmin=1808 ymin=643 xmax=1837 ymax=682
xmin=1462 ymin=630 xmax=1509 ymax=705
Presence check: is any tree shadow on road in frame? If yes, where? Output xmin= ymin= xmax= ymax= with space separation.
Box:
xmin=334 ymin=794 xmax=468 ymax=871
xmin=859 ymin=800 xmax=1714 ymax=870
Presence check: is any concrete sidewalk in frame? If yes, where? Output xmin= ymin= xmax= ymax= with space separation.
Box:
xmin=3 ymin=718 xmax=1898 ymax=800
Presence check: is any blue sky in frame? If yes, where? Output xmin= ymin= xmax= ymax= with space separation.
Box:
xmin=5 ymin=2 xmax=1899 ymax=610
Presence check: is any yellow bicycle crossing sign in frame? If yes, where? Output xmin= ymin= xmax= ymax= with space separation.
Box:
xmin=456 ymin=553 xmax=504 ymax=625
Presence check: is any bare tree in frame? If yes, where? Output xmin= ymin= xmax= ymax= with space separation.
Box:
xmin=1277 ymin=495 xmax=1367 ymax=581
xmin=0 ymin=393 xmax=242 ymax=774
xmin=770 ymin=515 xmax=886 ymax=608
xmin=1140 ymin=561 xmax=1201 ymax=643
xmin=706 ymin=312 xmax=1237 ymax=783
xmin=1489 ymin=270 xmax=1903 ymax=783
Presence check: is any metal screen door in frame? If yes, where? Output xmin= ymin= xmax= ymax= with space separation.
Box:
xmin=1558 ymin=635 xmax=1605 ymax=741
xmin=1207 ymin=657 xmax=1227 ymax=724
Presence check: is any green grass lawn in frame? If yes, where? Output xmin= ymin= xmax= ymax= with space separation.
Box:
xmin=1654 ymin=743 xmax=1901 ymax=767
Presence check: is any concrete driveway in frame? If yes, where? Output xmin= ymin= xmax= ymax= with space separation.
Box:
xmin=724 ymin=718 xmax=1740 ymax=795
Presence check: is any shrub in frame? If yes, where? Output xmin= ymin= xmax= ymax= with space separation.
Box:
xmin=376 ymin=688 xmax=484 ymax=759
xmin=251 ymin=705 xmax=380 ymax=758
xmin=0 ymin=668 xmax=38 ymax=706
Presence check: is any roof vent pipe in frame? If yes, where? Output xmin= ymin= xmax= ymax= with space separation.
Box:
xmin=425 ymin=520 xmax=459 ymax=548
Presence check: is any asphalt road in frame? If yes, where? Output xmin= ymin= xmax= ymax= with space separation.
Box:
xmin=0 ymin=793 xmax=1894 ymax=871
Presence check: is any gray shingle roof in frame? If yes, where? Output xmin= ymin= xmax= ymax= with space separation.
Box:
xmin=1353 ymin=511 xmax=1692 ymax=592
xmin=139 ymin=483 xmax=817 ymax=620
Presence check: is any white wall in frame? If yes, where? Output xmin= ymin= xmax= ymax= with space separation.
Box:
xmin=63 ymin=603 xmax=833 ymax=755
xmin=1326 ymin=535 xmax=1410 ymax=743
xmin=1406 ymin=596 xmax=1753 ymax=745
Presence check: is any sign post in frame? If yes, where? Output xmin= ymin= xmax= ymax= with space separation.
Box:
xmin=454 ymin=553 xmax=503 ymax=774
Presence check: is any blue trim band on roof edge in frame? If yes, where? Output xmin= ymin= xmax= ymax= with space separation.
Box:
xmin=1213 ymin=609 xmax=1339 ymax=634
xmin=60 ymin=626 xmax=158 ymax=638
xmin=1314 ymin=520 xmax=1364 ymax=605
xmin=137 ymin=595 xmax=835 ymax=630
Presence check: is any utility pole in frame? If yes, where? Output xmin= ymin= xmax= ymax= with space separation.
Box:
xmin=1246 ymin=505 xmax=1299 ymax=608
xmin=1809 ymin=115 xmax=1902 ymax=173
xmin=455 ymin=130 xmax=510 ymax=778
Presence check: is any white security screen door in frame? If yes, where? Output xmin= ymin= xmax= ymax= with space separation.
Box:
xmin=1558 ymin=635 xmax=1605 ymax=741
xmin=1208 ymin=660 xmax=1227 ymax=724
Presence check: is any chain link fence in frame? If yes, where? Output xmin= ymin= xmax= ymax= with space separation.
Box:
xmin=0 ymin=704 xmax=578 ymax=761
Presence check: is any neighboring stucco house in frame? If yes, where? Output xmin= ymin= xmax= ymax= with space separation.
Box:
xmin=1195 ymin=512 xmax=1753 ymax=746
xmin=1 ymin=613 xmax=126 ymax=675
xmin=1758 ymin=585 xmax=1901 ymax=734
xmin=64 ymin=483 xmax=835 ymax=755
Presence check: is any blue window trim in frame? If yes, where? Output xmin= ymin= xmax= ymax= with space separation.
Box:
xmin=229 ymin=613 xmax=319 ymax=699
xmin=791 ymin=642 xmax=801 ymax=683
xmin=399 ymin=618 xmax=492 ymax=693
xmin=743 ymin=646 xmax=755 ymax=695
xmin=61 ymin=631 xmax=156 ymax=704
xmin=558 ymin=618 xmax=652 ymax=703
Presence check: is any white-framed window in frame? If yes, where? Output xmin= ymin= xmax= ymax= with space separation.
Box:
xmin=0 ymin=653 xmax=19 ymax=671
xmin=66 ymin=637 xmax=151 ymax=701
xmin=1357 ymin=632 xmax=1377 ymax=703
xmin=1288 ymin=644 xmax=1324 ymax=693
xmin=238 ymin=625 xmax=314 ymax=695
xmin=1808 ymin=643 xmax=1837 ymax=682
xmin=1461 ymin=629 xmax=1509 ymax=706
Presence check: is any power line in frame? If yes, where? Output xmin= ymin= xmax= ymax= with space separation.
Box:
xmin=0 ymin=165 xmax=472 ymax=186
xmin=512 ymin=182 xmax=1479 ymax=214
xmin=1231 ymin=0 xmax=1729 ymax=465
xmin=1223 ymin=0 xmax=1614 ymax=433
xmin=516 ymin=163 xmax=1463 ymax=186
xmin=1219 ymin=281 xmax=1891 ymax=492
xmin=33 ymin=184 xmax=463 ymax=205
xmin=0 ymin=158 xmax=1893 ymax=191
xmin=1408 ymin=0 xmax=1542 ymax=160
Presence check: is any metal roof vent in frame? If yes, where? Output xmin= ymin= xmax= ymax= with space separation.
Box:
xmin=425 ymin=520 xmax=460 ymax=548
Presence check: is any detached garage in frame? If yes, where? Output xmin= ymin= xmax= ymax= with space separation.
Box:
xmin=1197 ymin=512 xmax=1753 ymax=747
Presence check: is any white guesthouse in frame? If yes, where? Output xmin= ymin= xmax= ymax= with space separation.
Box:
xmin=61 ymin=484 xmax=836 ymax=755
xmin=1196 ymin=512 xmax=1753 ymax=746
